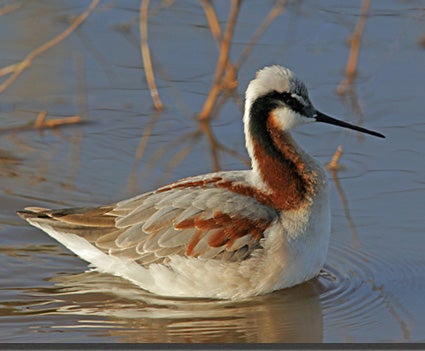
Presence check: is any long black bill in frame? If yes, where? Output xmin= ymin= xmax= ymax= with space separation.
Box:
xmin=315 ymin=111 xmax=385 ymax=138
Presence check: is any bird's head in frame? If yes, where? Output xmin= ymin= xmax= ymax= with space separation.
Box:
xmin=244 ymin=65 xmax=385 ymax=138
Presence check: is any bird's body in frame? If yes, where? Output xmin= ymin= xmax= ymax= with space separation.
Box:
xmin=18 ymin=65 xmax=384 ymax=300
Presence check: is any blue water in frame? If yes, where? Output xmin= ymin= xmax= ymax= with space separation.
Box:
xmin=0 ymin=0 xmax=424 ymax=342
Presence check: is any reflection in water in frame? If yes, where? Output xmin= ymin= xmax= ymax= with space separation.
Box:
xmin=0 ymin=225 xmax=417 ymax=342
xmin=0 ymin=149 xmax=20 ymax=178
xmin=6 ymin=270 xmax=324 ymax=343
xmin=4 ymin=242 xmax=412 ymax=342
xmin=326 ymin=150 xmax=361 ymax=249
xmin=0 ymin=0 xmax=98 ymax=95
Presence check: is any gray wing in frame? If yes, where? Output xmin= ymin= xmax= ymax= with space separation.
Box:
xmin=18 ymin=172 xmax=278 ymax=265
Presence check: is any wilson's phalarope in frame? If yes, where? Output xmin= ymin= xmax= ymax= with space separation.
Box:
xmin=18 ymin=65 xmax=384 ymax=300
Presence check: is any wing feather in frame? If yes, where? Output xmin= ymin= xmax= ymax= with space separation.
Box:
xmin=95 ymin=230 xmax=122 ymax=250
xmin=115 ymin=205 xmax=157 ymax=228
xmin=20 ymin=171 xmax=278 ymax=267
xmin=173 ymin=206 xmax=203 ymax=227
xmin=134 ymin=252 xmax=161 ymax=265
xmin=142 ymin=207 xmax=182 ymax=232
xmin=115 ymin=224 xmax=147 ymax=247
xmin=156 ymin=226 xmax=197 ymax=248
xmin=109 ymin=246 xmax=140 ymax=259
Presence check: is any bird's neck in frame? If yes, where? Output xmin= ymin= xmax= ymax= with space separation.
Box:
xmin=247 ymin=114 xmax=320 ymax=211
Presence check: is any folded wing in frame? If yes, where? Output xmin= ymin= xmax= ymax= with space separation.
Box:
xmin=18 ymin=172 xmax=278 ymax=266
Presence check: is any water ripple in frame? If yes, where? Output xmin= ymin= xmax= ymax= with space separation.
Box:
xmin=318 ymin=240 xmax=416 ymax=340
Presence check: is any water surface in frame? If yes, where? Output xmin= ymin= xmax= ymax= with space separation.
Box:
xmin=0 ymin=0 xmax=424 ymax=343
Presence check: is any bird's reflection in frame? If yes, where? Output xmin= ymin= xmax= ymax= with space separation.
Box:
xmin=42 ymin=270 xmax=325 ymax=342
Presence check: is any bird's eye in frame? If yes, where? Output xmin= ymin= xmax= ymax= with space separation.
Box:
xmin=278 ymin=92 xmax=306 ymax=115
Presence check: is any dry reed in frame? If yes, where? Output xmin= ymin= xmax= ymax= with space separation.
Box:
xmin=337 ymin=0 xmax=371 ymax=95
xmin=0 ymin=0 xmax=99 ymax=95
xmin=140 ymin=0 xmax=164 ymax=111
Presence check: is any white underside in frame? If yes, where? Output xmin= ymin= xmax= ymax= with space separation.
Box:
xmin=27 ymin=185 xmax=330 ymax=300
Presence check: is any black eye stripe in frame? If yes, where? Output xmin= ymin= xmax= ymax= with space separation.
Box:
xmin=253 ymin=91 xmax=307 ymax=115
xmin=278 ymin=92 xmax=305 ymax=115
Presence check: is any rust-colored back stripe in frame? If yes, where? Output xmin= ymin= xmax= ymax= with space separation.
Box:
xmin=216 ymin=180 xmax=272 ymax=207
xmin=156 ymin=177 xmax=222 ymax=193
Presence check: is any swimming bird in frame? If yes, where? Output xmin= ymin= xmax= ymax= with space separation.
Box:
xmin=17 ymin=65 xmax=384 ymax=300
